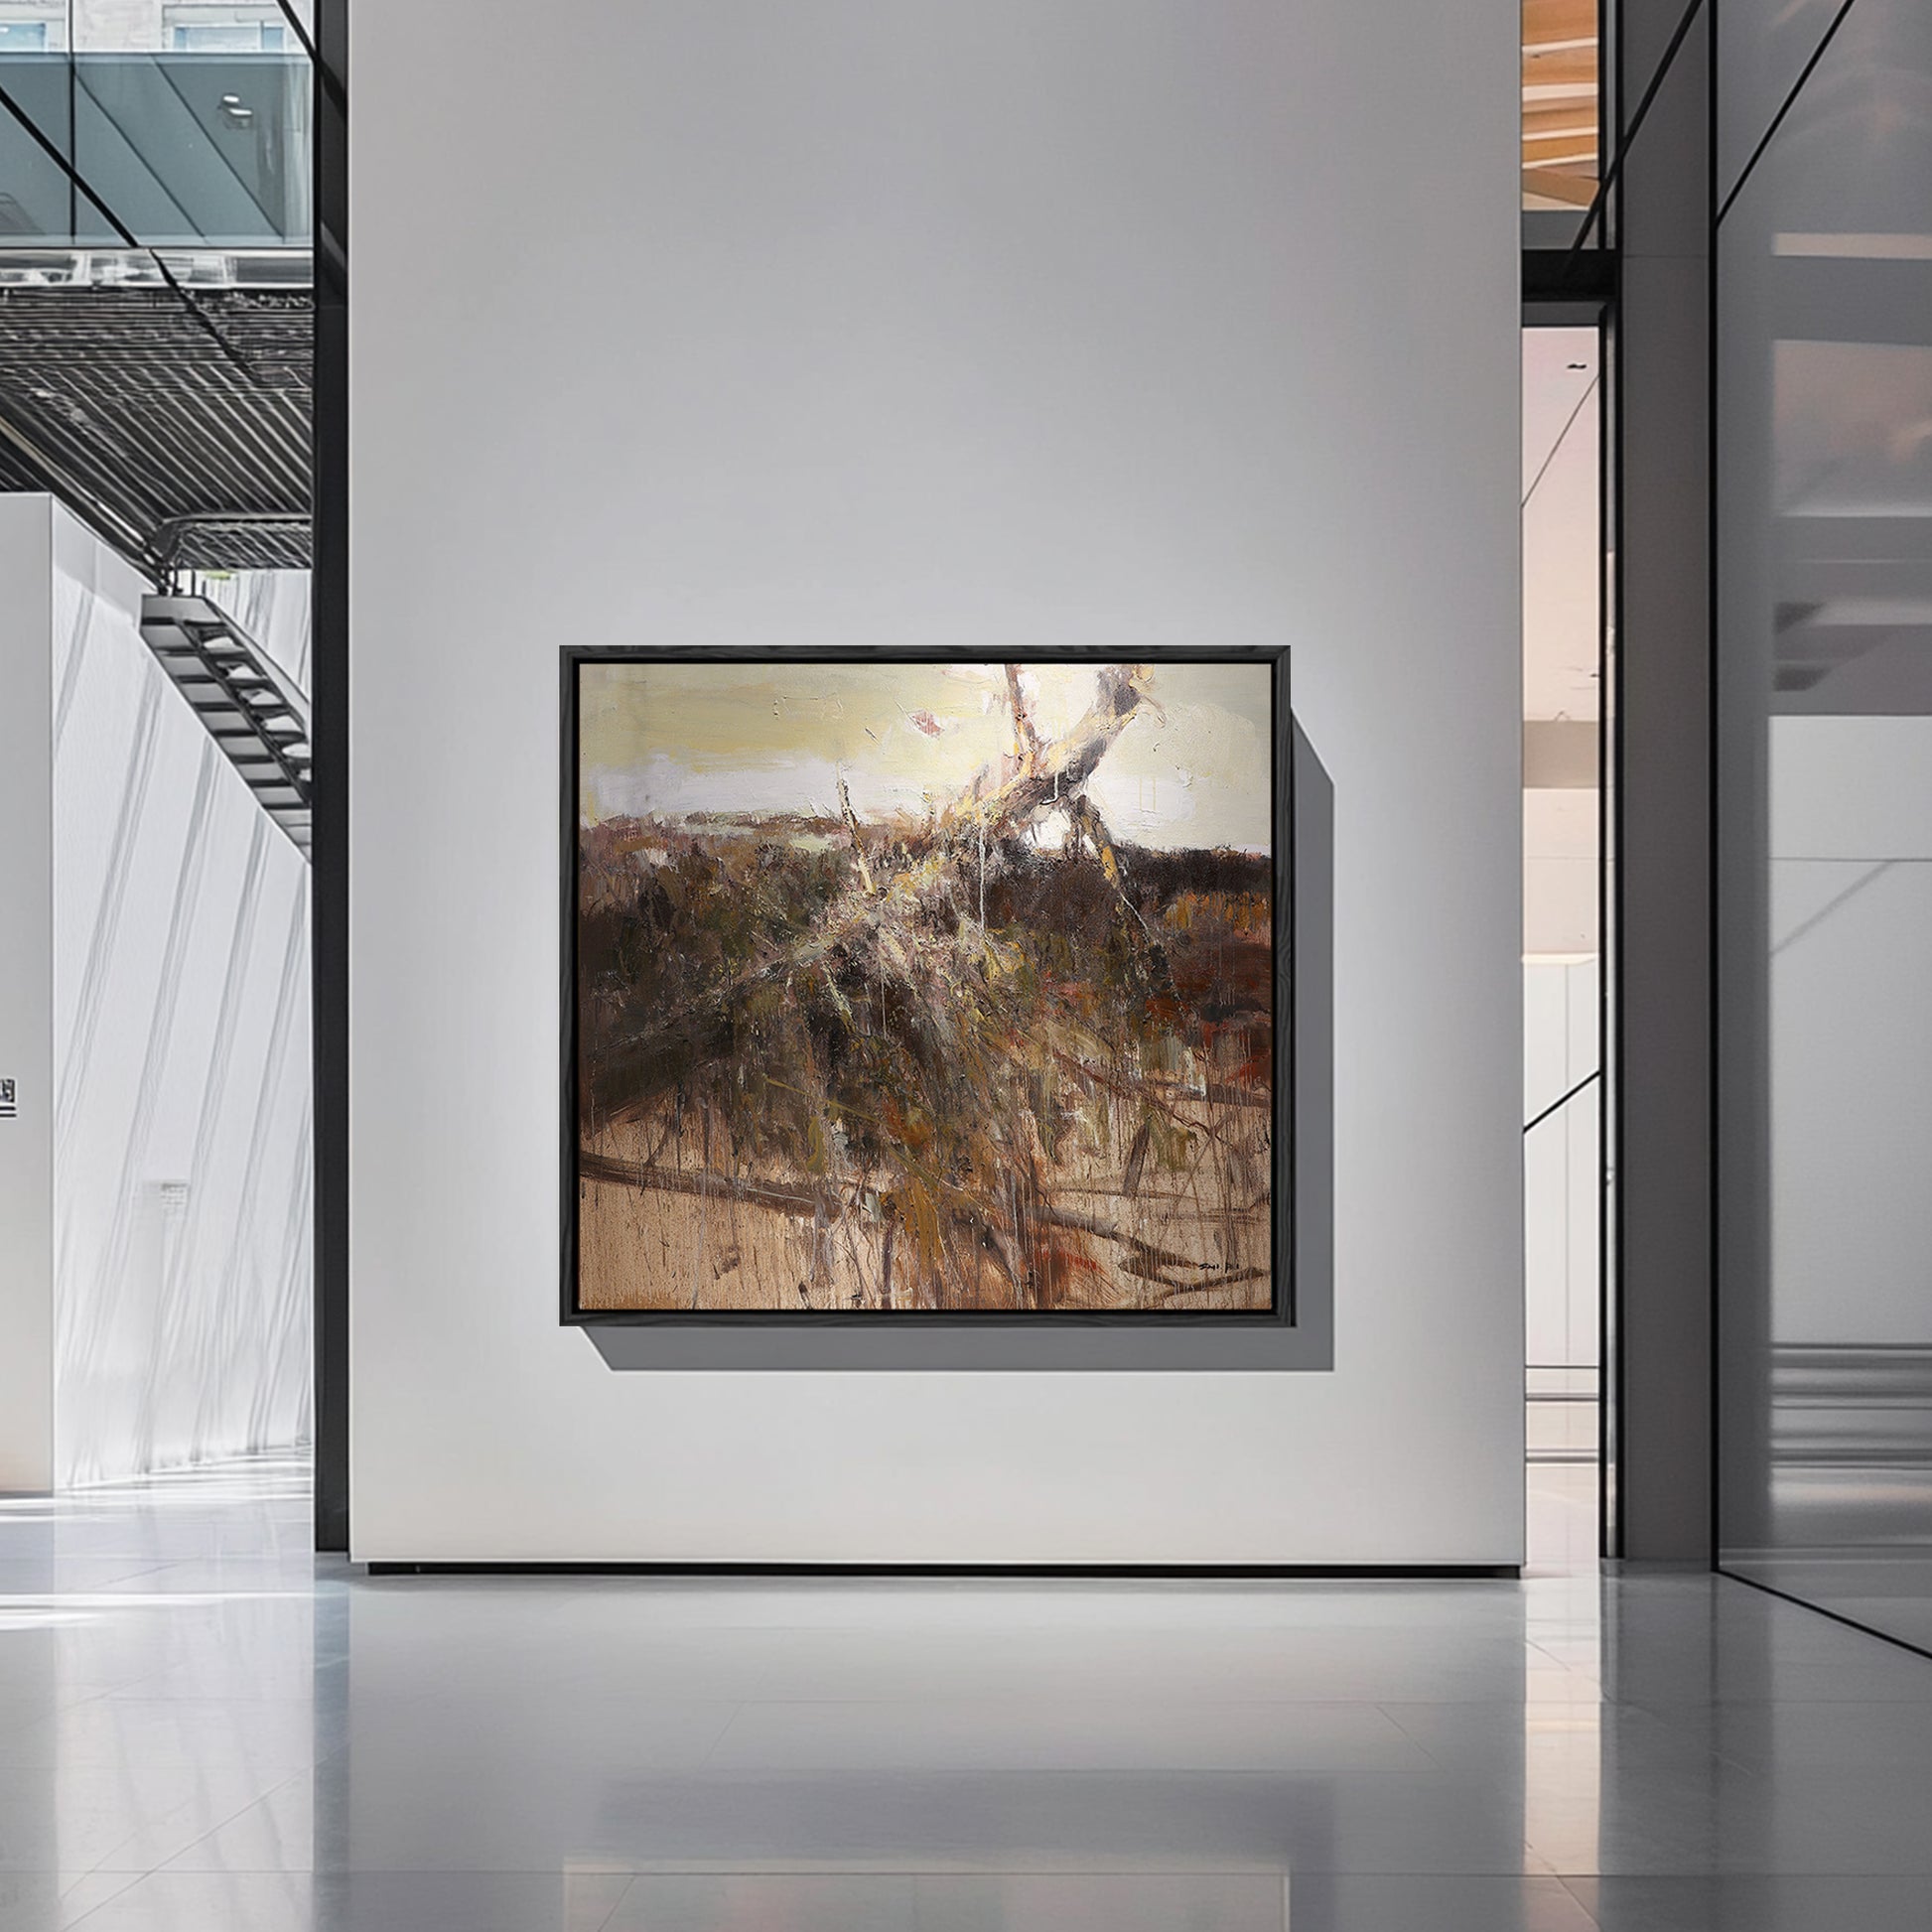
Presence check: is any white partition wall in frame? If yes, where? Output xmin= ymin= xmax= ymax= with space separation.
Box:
xmin=0 ymin=500 xmax=55 ymax=1492
xmin=50 ymin=519 xmax=314 ymax=1486
xmin=348 ymin=0 xmax=1524 ymax=1564
xmin=0 ymin=495 xmax=313 ymax=1490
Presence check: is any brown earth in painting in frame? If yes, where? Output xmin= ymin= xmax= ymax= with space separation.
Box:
xmin=573 ymin=661 xmax=1280 ymax=1314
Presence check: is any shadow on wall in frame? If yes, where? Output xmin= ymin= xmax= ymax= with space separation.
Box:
xmin=588 ymin=720 xmax=1333 ymax=1375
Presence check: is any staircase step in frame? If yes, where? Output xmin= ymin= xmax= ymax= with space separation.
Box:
xmin=139 ymin=593 xmax=312 ymax=864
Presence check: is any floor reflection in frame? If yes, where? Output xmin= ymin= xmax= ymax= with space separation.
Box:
xmin=5 ymin=1456 xmax=1932 ymax=1929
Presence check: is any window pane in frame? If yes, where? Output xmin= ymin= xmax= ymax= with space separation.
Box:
xmin=174 ymin=26 xmax=269 ymax=53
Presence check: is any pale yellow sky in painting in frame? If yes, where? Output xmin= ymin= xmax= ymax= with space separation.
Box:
xmin=580 ymin=659 xmax=1275 ymax=853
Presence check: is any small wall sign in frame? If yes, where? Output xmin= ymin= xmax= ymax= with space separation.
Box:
xmin=0 ymin=1077 xmax=16 ymax=1119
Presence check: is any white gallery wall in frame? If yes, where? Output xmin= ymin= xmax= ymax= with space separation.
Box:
xmin=0 ymin=494 xmax=313 ymax=1490
xmin=0 ymin=502 xmax=55 ymax=1491
xmin=349 ymin=0 xmax=1524 ymax=1562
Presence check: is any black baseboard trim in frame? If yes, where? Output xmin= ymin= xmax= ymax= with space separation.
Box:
xmin=1718 ymin=1565 xmax=1932 ymax=1665
xmin=364 ymin=1561 xmax=1522 ymax=1580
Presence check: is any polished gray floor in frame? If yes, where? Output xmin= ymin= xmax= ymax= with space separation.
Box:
xmin=4 ymin=1460 xmax=1932 ymax=1928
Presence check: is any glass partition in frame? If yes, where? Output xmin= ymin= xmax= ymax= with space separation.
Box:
xmin=1717 ymin=0 xmax=1932 ymax=1653
xmin=1716 ymin=0 xmax=1850 ymax=207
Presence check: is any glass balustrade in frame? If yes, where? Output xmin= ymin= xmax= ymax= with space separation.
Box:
xmin=0 ymin=51 xmax=309 ymax=248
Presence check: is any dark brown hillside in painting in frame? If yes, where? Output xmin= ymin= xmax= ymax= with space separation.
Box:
xmin=573 ymin=660 xmax=1280 ymax=1314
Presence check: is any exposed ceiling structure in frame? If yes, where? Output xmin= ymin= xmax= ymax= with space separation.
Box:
xmin=0 ymin=278 xmax=311 ymax=575
xmin=1524 ymin=0 xmax=1599 ymax=211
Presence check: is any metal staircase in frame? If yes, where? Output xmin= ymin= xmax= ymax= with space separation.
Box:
xmin=139 ymin=594 xmax=311 ymax=859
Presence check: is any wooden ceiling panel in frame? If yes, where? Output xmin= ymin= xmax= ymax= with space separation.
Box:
xmin=1524 ymin=0 xmax=1597 ymax=51
xmin=1525 ymin=104 xmax=1601 ymax=139
xmin=1524 ymin=46 xmax=1598 ymax=88
xmin=1525 ymin=139 xmax=1601 ymax=169
xmin=1524 ymin=0 xmax=1597 ymax=194
xmin=1523 ymin=169 xmax=1599 ymax=209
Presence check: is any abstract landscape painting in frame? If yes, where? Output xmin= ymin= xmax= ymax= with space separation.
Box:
xmin=567 ymin=653 xmax=1285 ymax=1317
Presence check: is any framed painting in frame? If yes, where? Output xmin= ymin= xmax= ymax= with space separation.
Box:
xmin=562 ymin=647 xmax=1291 ymax=1327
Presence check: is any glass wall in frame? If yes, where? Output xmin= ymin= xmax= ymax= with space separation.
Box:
xmin=1717 ymin=0 xmax=1932 ymax=1652
xmin=0 ymin=1 xmax=312 ymax=248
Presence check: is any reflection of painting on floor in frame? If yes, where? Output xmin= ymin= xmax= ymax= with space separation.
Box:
xmin=570 ymin=656 xmax=1283 ymax=1315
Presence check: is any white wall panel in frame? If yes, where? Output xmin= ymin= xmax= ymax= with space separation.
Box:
xmin=348 ymin=0 xmax=1524 ymax=1563
xmin=0 ymin=499 xmax=54 ymax=1492
xmin=49 ymin=514 xmax=312 ymax=1486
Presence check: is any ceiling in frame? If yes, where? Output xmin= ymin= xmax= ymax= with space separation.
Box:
xmin=1524 ymin=0 xmax=1599 ymax=211
xmin=0 ymin=281 xmax=312 ymax=575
